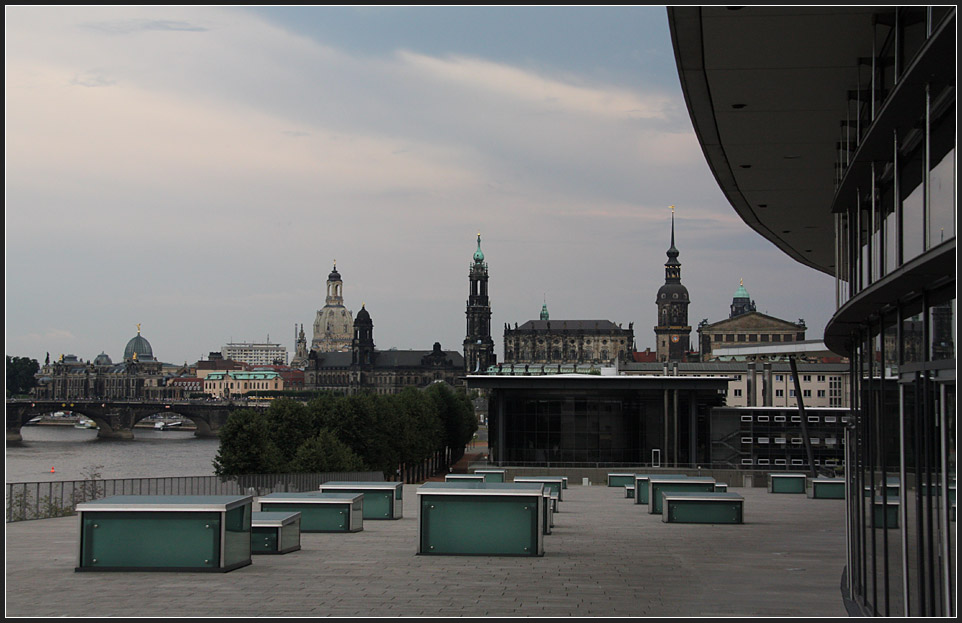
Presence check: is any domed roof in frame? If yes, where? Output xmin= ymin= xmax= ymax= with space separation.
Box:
xmin=473 ymin=233 xmax=484 ymax=262
xmin=123 ymin=327 xmax=154 ymax=361
xmin=657 ymin=282 xmax=689 ymax=301
xmin=93 ymin=352 xmax=113 ymax=366
xmin=355 ymin=304 xmax=371 ymax=321
xmin=733 ymin=279 xmax=750 ymax=300
xmin=328 ymin=262 xmax=341 ymax=281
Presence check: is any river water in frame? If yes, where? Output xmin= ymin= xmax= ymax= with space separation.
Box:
xmin=5 ymin=425 xmax=222 ymax=483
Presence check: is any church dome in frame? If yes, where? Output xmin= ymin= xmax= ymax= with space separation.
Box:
xmin=123 ymin=329 xmax=154 ymax=361
xmin=93 ymin=352 xmax=113 ymax=366
xmin=355 ymin=304 xmax=371 ymax=322
xmin=657 ymin=282 xmax=689 ymax=302
xmin=328 ymin=264 xmax=341 ymax=281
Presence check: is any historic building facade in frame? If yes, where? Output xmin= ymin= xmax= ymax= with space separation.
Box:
xmin=502 ymin=303 xmax=634 ymax=367
xmin=304 ymin=305 xmax=465 ymax=395
xmin=463 ymin=234 xmax=496 ymax=373
xmin=33 ymin=326 xmax=174 ymax=400
xmin=696 ymin=281 xmax=807 ymax=361
xmin=311 ymin=263 xmax=354 ymax=353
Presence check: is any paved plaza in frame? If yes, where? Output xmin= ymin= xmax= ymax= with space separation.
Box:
xmin=4 ymin=480 xmax=849 ymax=618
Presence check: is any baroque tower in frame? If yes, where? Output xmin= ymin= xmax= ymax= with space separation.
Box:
xmin=730 ymin=279 xmax=757 ymax=318
xmin=464 ymin=233 xmax=496 ymax=373
xmin=312 ymin=262 xmax=354 ymax=352
xmin=654 ymin=207 xmax=691 ymax=362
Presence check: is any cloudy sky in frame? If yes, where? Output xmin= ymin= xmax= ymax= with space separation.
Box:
xmin=5 ymin=6 xmax=837 ymax=367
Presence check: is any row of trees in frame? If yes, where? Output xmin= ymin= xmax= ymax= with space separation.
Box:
xmin=6 ymin=356 xmax=39 ymax=397
xmin=213 ymin=383 xmax=478 ymax=478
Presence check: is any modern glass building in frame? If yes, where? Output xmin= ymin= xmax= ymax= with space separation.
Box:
xmin=668 ymin=6 xmax=955 ymax=616
xmin=467 ymin=374 xmax=727 ymax=466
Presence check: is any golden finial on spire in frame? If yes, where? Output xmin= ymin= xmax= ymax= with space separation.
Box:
xmin=740 ymin=278 xmax=743 ymax=286
xmin=670 ymin=205 xmax=675 ymax=213
xmin=137 ymin=323 xmax=141 ymax=334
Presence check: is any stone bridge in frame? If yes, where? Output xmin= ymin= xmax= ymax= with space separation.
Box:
xmin=6 ymin=399 xmax=269 ymax=442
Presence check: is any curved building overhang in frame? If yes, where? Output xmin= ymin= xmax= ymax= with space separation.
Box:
xmin=667 ymin=6 xmax=880 ymax=276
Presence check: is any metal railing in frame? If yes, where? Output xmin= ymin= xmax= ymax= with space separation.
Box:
xmin=5 ymin=471 xmax=383 ymax=523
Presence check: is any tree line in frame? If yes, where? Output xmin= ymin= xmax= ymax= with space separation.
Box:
xmin=212 ymin=383 xmax=478 ymax=478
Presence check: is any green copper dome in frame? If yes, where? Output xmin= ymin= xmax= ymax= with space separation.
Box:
xmin=123 ymin=326 xmax=154 ymax=361
xmin=733 ymin=279 xmax=750 ymax=300
xmin=473 ymin=233 xmax=484 ymax=262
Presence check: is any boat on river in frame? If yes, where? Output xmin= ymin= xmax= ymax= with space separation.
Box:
xmin=154 ymin=420 xmax=183 ymax=430
xmin=74 ymin=418 xmax=97 ymax=429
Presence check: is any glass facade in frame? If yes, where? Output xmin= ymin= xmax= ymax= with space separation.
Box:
xmin=481 ymin=381 xmax=725 ymax=467
xmin=833 ymin=8 xmax=955 ymax=617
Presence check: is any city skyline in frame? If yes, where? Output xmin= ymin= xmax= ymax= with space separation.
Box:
xmin=6 ymin=6 xmax=837 ymax=366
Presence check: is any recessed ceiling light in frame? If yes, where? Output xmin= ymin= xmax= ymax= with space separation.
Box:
xmin=784 ymin=155 xmax=801 ymax=160
xmin=739 ymin=164 xmax=752 ymax=169
xmin=758 ymin=204 xmax=768 ymax=208
xmin=731 ymin=104 xmax=746 ymax=109
xmin=782 ymin=230 xmax=791 ymax=234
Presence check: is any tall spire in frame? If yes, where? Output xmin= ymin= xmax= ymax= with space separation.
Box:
xmin=540 ymin=296 xmax=549 ymax=321
xmin=473 ymin=232 xmax=485 ymax=263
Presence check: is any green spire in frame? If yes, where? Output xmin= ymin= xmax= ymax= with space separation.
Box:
xmin=540 ymin=300 xmax=549 ymax=321
xmin=473 ymin=232 xmax=484 ymax=262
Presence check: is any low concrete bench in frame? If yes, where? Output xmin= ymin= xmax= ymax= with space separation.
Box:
xmin=809 ymin=478 xmax=845 ymax=499
xmin=768 ymin=473 xmax=807 ymax=494
xmin=633 ymin=474 xmax=688 ymax=506
xmin=648 ymin=477 xmax=717 ymax=515
xmin=513 ymin=476 xmax=564 ymax=502
xmin=259 ymin=492 xmax=363 ymax=533
xmin=74 ymin=494 xmax=253 ymax=573
xmin=473 ymin=469 xmax=506 ymax=483
xmin=251 ymin=511 xmax=302 ymax=554
xmin=416 ymin=482 xmax=545 ymax=556
xmin=318 ymin=481 xmax=403 ymax=519
xmin=661 ymin=491 xmax=744 ymax=524
xmin=608 ymin=473 xmax=636 ymax=488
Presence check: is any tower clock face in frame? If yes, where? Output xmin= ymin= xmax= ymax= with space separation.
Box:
xmin=670 ymin=335 xmax=680 ymax=343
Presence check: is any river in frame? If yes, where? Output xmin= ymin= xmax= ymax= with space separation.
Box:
xmin=5 ymin=425 xmax=222 ymax=483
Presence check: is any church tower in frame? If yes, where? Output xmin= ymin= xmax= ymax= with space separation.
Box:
xmin=291 ymin=324 xmax=309 ymax=368
xmin=654 ymin=207 xmax=691 ymax=362
xmin=351 ymin=304 xmax=375 ymax=367
xmin=464 ymin=233 xmax=496 ymax=373
xmin=312 ymin=262 xmax=354 ymax=352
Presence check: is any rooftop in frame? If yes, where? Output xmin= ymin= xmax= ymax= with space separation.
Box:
xmin=5 ymin=481 xmax=848 ymax=616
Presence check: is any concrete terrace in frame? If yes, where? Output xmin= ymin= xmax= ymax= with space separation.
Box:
xmin=4 ymin=480 xmax=848 ymax=617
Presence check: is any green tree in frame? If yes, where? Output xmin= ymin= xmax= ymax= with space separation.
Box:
xmin=288 ymin=428 xmax=365 ymax=472
xmin=426 ymin=383 xmax=478 ymax=450
xmin=394 ymin=387 xmax=443 ymax=465
xmin=265 ymin=398 xmax=315 ymax=468
xmin=213 ymin=409 xmax=284 ymax=477
xmin=6 ymin=356 xmax=39 ymax=397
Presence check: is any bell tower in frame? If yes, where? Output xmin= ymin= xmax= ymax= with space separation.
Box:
xmin=654 ymin=206 xmax=691 ymax=362
xmin=464 ymin=233 xmax=496 ymax=373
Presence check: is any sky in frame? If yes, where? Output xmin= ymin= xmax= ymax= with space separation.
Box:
xmin=5 ymin=6 xmax=838 ymax=367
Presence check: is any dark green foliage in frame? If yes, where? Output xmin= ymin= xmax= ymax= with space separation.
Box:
xmin=425 ymin=383 xmax=478 ymax=450
xmin=213 ymin=409 xmax=285 ymax=477
xmin=6 ymin=356 xmax=39 ymax=397
xmin=288 ymin=428 xmax=364 ymax=472
xmin=214 ymin=383 xmax=475 ymax=478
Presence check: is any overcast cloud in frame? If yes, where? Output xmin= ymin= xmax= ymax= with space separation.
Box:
xmin=5 ymin=6 xmax=836 ymax=366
